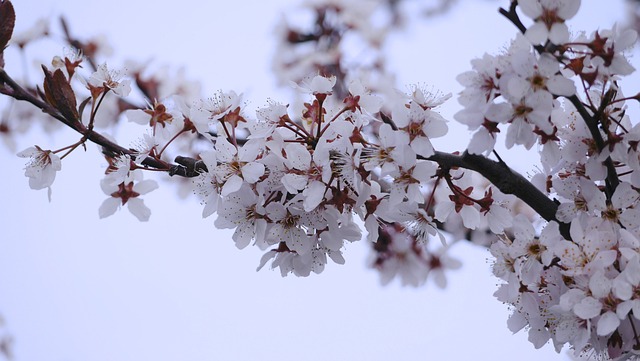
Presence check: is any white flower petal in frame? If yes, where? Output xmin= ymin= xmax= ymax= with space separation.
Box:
xmin=221 ymin=174 xmax=243 ymax=196
xmin=134 ymin=179 xmax=159 ymax=195
xmin=548 ymin=23 xmax=570 ymax=44
xmin=125 ymin=109 xmax=151 ymax=125
xmin=525 ymin=22 xmax=549 ymax=44
xmin=241 ymin=162 xmax=265 ymax=184
xmin=98 ymin=197 xmax=120 ymax=219
xmin=573 ymin=296 xmax=602 ymax=319
xmin=596 ymin=311 xmax=620 ymax=336
xmin=127 ymin=198 xmax=151 ymax=222
xmin=303 ymin=180 xmax=327 ymax=212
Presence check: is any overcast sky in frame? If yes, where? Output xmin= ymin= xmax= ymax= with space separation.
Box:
xmin=0 ymin=1 xmax=636 ymax=360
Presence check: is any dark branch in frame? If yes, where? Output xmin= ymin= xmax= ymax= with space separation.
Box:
xmin=567 ymin=95 xmax=620 ymax=197
xmin=427 ymin=151 xmax=571 ymax=240
xmin=165 ymin=149 xmax=573 ymax=239
xmin=498 ymin=1 xmax=526 ymax=34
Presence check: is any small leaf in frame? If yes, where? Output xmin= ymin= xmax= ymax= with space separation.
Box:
xmin=42 ymin=65 xmax=57 ymax=106
xmin=0 ymin=0 xmax=16 ymax=52
xmin=52 ymin=68 xmax=79 ymax=121
xmin=42 ymin=65 xmax=79 ymax=122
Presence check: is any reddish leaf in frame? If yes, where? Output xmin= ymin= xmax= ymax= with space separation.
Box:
xmin=0 ymin=0 xmax=15 ymax=51
xmin=42 ymin=66 xmax=57 ymax=105
xmin=42 ymin=65 xmax=79 ymax=122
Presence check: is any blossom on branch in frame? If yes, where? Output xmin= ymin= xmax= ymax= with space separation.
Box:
xmin=8 ymin=0 xmax=640 ymax=358
xmin=98 ymin=175 xmax=158 ymax=222
xmin=518 ymin=0 xmax=580 ymax=44
xmin=87 ymin=63 xmax=131 ymax=97
xmin=16 ymin=145 xmax=61 ymax=198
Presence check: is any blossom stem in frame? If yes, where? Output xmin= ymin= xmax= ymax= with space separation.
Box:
xmin=425 ymin=175 xmax=441 ymax=213
xmin=157 ymin=129 xmax=186 ymax=158
xmin=316 ymin=96 xmax=325 ymax=139
xmin=318 ymin=105 xmax=349 ymax=138
xmin=88 ymin=89 xmax=108 ymax=131
xmin=54 ymin=140 xmax=84 ymax=160
xmin=442 ymin=170 xmax=483 ymax=207
xmin=219 ymin=121 xmax=236 ymax=147
xmin=281 ymin=121 xmax=310 ymax=139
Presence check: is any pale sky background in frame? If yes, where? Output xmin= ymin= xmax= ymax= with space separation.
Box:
xmin=0 ymin=1 xmax=637 ymax=361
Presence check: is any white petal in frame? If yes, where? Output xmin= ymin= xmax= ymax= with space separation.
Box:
xmin=232 ymin=223 xmax=253 ymax=249
xmin=596 ymin=311 xmax=620 ymax=336
xmin=613 ymin=182 xmax=638 ymax=209
xmin=125 ymin=109 xmax=151 ymax=125
xmin=613 ymin=277 xmax=632 ymax=301
xmin=302 ymin=180 xmax=327 ymax=212
xmin=617 ymin=300 xmax=633 ymax=319
xmin=241 ymin=162 xmax=265 ymax=184
xmin=507 ymin=311 xmax=528 ymax=333
xmin=328 ymin=250 xmax=345 ymax=265
xmin=410 ymin=137 xmax=434 ymax=158
xmin=285 ymin=143 xmax=311 ymax=170
xmin=98 ymin=197 xmax=120 ymax=219
xmin=468 ymin=128 xmax=496 ymax=155
xmin=589 ymin=271 xmax=611 ymax=298
xmin=16 ymin=146 xmax=38 ymax=158
xmin=202 ymin=195 xmax=219 ymax=218
xmin=557 ymin=0 xmax=581 ymax=20
xmin=424 ymin=112 xmax=448 ymax=138
xmin=547 ymin=76 xmax=576 ymax=96
xmin=573 ymin=297 xmax=602 ymax=319
xmin=525 ymin=22 xmax=549 ymax=44
xmin=412 ymin=161 xmax=436 ymax=181
xmin=127 ymin=198 xmax=151 ymax=221
xmin=281 ymin=174 xmax=308 ymax=194
xmin=256 ymin=250 xmax=277 ymax=271
xmin=134 ymin=179 xmax=159 ymax=195
xmin=460 ymin=206 xmax=480 ymax=229
xmin=548 ymin=23 xmax=570 ymax=44
xmin=518 ymin=0 xmax=542 ymax=19
xmin=507 ymin=77 xmax=529 ymax=100
xmin=485 ymin=102 xmax=513 ymax=124
xmin=620 ymin=208 xmax=640 ymax=229
xmin=221 ymin=174 xmax=243 ymax=196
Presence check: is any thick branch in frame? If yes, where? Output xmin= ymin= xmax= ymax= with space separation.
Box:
xmin=428 ymin=151 xmax=571 ymax=240
xmin=167 ymin=148 xmax=572 ymax=239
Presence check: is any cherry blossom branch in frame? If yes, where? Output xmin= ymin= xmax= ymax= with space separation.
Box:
xmin=161 ymin=143 xmax=572 ymax=240
xmin=426 ymin=151 xmax=571 ymax=240
xmin=499 ymin=1 xmax=621 ymax=198
xmin=0 ymin=68 xmax=197 ymax=176
xmin=567 ymin=94 xmax=620 ymax=196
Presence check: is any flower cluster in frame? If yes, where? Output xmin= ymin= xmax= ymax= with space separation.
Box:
xmin=169 ymin=75 xmax=519 ymax=286
xmin=452 ymin=0 xmax=640 ymax=358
